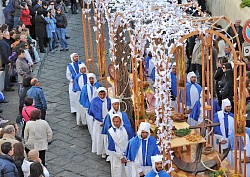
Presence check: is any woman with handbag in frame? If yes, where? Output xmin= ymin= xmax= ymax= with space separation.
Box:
xmin=21 ymin=97 xmax=36 ymax=137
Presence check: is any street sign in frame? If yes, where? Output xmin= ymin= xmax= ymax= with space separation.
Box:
xmin=243 ymin=19 xmax=250 ymax=43
xmin=244 ymin=46 xmax=250 ymax=56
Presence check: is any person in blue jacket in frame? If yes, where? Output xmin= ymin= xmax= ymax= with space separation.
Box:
xmin=88 ymin=87 xmax=111 ymax=158
xmin=79 ymin=73 xmax=101 ymax=136
xmin=0 ymin=142 xmax=19 ymax=177
xmin=145 ymin=155 xmax=170 ymax=177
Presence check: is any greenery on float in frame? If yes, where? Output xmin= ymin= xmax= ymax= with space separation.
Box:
xmin=240 ymin=0 xmax=250 ymax=8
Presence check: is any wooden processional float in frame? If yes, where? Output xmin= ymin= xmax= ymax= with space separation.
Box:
xmin=81 ymin=1 xmax=247 ymax=176
xmin=168 ymin=16 xmax=247 ymax=176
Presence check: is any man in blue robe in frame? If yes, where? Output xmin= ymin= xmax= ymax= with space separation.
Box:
xmin=79 ymin=73 xmax=101 ymax=135
xmin=186 ymin=71 xmax=202 ymax=111
xmin=88 ymin=87 xmax=111 ymax=158
xmin=72 ymin=63 xmax=88 ymax=126
xmin=107 ymin=114 xmax=135 ymax=177
xmin=102 ymin=98 xmax=132 ymax=160
xmin=213 ymin=98 xmax=234 ymax=151
xmin=102 ymin=98 xmax=132 ymax=136
xmin=227 ymin=128 xmax=250 ymax=169
xmin=72 ymin=63 xmax=88 ymax=92
xmin=125 ymin=122 xmax=159 ymax=177
xmin=66 ymin=53 xmax=83 ymax=113
xmin=145 ymin=155 xmax=170 ymax=177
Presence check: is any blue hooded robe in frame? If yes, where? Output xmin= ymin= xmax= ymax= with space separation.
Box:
xmin=102 ymin=112 xmax=132 ymax=135
xmin=88 ymin=97 xmax=112 ymax=122
xmin=124 ymin=136 xmax=159 ymax=166
xmin=79 ymin=82 xmax=102 ymax=108
xmin=145 ymin=170 xmax=170 ymax=177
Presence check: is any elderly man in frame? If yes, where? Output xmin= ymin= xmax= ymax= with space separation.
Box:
xmin=27 ymin=78 xmax=47 ymax=120
xmin=66 ymin=53 xmax=83 ymax=113
xmin=227 ymin=19 xmax=244 ymax=50
xmin=88 ymin=87 xmax=111 ymax=158
xmin=79 ymin=73 xmax=101 ymax=135
xmin=0 ymin=142 xmax=19 ymax=176
xmin=108 ymin=114 xmax=134 ymax=177
xmin=0 ymin=125 xmax=19 ymax=149
xmin=145 ymin=155 xmax=170 ymax=177
xmin=214 ymin=98 xmax=234 ymax=151
xmin=0 ymin=31 xmax=14 ymax=91
xmin=22 ymin=149 xmax=50 ymax=177
xmin=125 ymin=122 xmax=160 ymax=177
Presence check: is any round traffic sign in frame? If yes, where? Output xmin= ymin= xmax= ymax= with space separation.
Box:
xmin=243 ymin=19 xmax=250 ymax=43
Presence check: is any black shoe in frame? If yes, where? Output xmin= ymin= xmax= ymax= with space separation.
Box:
xmin=40 ymin=50 xmax=46 ymax=53
xmin=66 ymin=36 xmax=70 ymax=39
xmin=10 ymin=83 xmax=14 ymax=87
xmin=4 ymin=88 xmax=15 ymax=92
xmin=65 ymin=48 xmax=69 ymax=51
xmin=0 ymin=100 xmax=9 ymax=103
xmin=0 ymin=109 xmax=3 ymax=113
xmin=60 ymin=49 xmax=65 ymax=52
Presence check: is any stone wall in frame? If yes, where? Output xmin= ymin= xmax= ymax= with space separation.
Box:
xmin=206 ymin=0 xmax=250 ymax=26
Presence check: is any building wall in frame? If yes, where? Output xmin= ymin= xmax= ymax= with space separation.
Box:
xmin=206 ymin=0 xmax=250 ymax=26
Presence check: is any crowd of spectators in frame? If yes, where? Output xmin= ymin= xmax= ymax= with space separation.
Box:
xmin=0 ymin=0 xmax=85 ymax=174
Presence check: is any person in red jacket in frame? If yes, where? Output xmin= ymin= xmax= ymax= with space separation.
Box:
xmin=20 ymin=3 xmax=31 ymax=28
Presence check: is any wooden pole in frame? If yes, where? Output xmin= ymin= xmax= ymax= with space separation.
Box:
xmin=82 ymin=9 xmax=89 ymax=69
xmin=87 ymin=3 xmax=94 ymax=73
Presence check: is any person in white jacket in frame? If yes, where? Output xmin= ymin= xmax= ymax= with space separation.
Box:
xmin=22 ymin=149 xmax=49 ymax=177
xmin=24 ymin=109 xmax=53 ymax=166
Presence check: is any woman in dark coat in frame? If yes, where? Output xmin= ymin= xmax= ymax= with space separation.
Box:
xmin=214 ymin=57 xmax=228 ymax=106
xmin=220 ymin=67 xmax=234 ymax=113
xmin=35 ymin=9 xmax=48 ymax=53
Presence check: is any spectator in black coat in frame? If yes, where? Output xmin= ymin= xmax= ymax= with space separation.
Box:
xmin=0 ymin=31 xmax=14 ymax=91
xmin=227 ymin=19 xmax=244 ymax=51
xmin=0 ymin=142 xmax=19 ymax=177
xmin=219 ymin=65 xmax=234 ymax=113
xmin=35 ymin=9 xmax=48 ymax=53
xmin=214 ymin=57 xmax=228 ymax=106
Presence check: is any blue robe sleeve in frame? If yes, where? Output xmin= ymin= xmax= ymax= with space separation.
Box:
xmin=73 ymin=74 xmax=81 ymax=92
xmin=124 ymin=124 xmax=135 ymax=139
xmin=186 ymin=83 xmax=191 ymax=107
xmin=94 ymin=82 xmax=102 ymax=89
xmin=189 ymin=101 xmax=200 ymax=121
xmin=171 ymin=72 xmax=177 ymax=97
xmin=213 ymin=113 xmax=222 ymax=136
xmin=79 ymin=85 xmax=90 ymax=108
xmin=150 ymin=67 xmax=155 ymax=81
xmin=122 ymin=112 xmax=132 ymax=127
xmin=88 ymin=98 xmax=103 ymax=122
xmin=145 ymin=170 xmax=170 ymax=177
xmin=146 ymin=136 xmax=160 ymax=166
xmin=107 ymin=130 xmax=116 ymax=152
xmin=213 ymin=100 xmax=221 ymax=113
xmin=102 ymin=114 xmax=111 ymax=135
